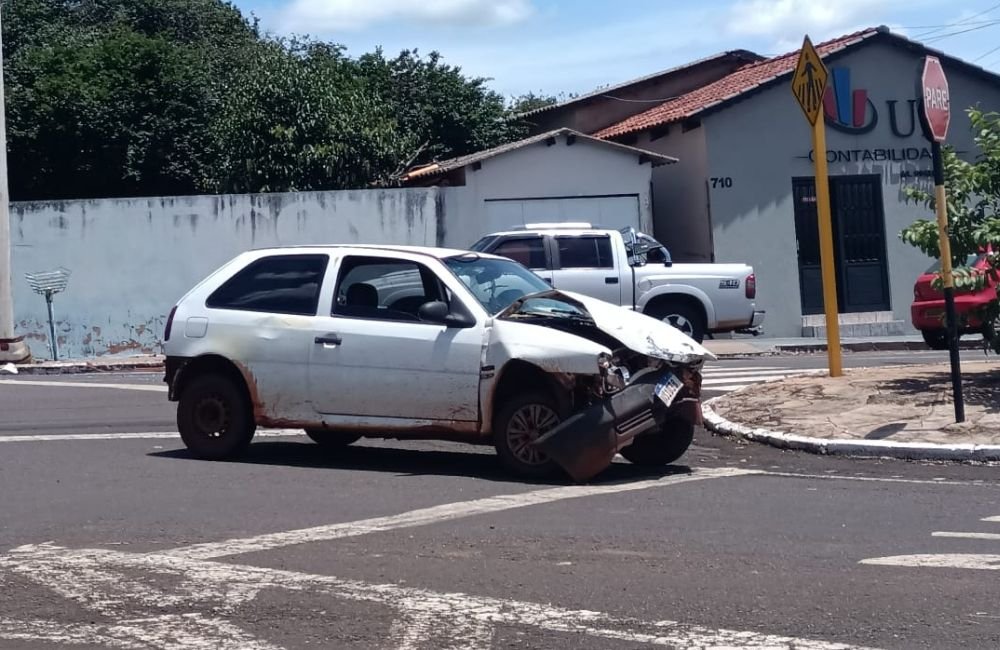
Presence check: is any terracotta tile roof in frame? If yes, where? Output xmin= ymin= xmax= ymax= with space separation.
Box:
xmin=515 ymin=50 xmax=763 ymax=118
xmin=594 ymin=28 xmax=881 ymax=139
xmin=401 ymin=128 xmax=676 ymax=183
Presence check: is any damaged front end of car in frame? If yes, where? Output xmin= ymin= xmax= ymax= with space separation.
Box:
xmin=496 ymin=290 xmax=714 ymax=482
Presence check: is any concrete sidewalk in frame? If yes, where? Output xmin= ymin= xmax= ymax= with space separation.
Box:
xmin=703 ymin=360 xmax=1000 ymax=461
xmin=2 ymin=355 xmax=164 ymax=375
xmin=703 ymin=334 xmax=984 ymax=357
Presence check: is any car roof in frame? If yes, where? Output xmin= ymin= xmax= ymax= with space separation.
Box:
xmin=247 ymin=244 xmax=507 ymax=261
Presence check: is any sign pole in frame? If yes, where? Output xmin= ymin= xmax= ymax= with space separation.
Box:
xmin=931 ymin=141 xmax=965 ymax=421
xmin=0 ymin=8 xmax=31 ymax=364
xmin=919 ymin=55 xmax=964 ymax=423
xmin=810 ymin=118 xmax=843 ymax=377
xmin=791 ymin=35 xmax=842 ymax=377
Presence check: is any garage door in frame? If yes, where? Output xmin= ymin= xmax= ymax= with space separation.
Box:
xmin=483 ymin=195 xmax=641 ymax=232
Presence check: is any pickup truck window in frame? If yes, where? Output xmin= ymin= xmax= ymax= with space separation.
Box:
xmin=206 ymin=254 xmax=329 ymax=316
xmin=490 ymin=237 xmax=547 ymax=270
xmin=556 ymin=235 xmax=613 ymax=269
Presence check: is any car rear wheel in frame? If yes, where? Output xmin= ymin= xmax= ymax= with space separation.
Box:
xmin=177 ymin=374 xmax=255 ymax=460
xmin=648 ymin=300 xmax=706 ymax=343
xmin=494 ymin=393 xmax=562 ymax=478
xmin=305 ymin=429 xmax=362 ymax=448
xmin=619 ymin=417 xmax=695 ymax=466
xmin=921 ymin=329 xmax=950 ymax=350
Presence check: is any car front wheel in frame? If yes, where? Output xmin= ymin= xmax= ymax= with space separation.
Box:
xmin=493 ymin=393 xmax=562 ymax=478
xmin=619 ymin=417 xmax=695 ymax=466
xmin=921 ymin=329 xmax=950 ymax=350
xmin=177 ymin=374 xmax=256 ymax=460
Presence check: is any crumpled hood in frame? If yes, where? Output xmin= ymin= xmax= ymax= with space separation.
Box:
xmin=500 ymin=290 xmax=715 ymax=365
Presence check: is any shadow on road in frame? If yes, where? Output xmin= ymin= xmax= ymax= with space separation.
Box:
xmin=149 ymin=440 xmax=693 ymax=487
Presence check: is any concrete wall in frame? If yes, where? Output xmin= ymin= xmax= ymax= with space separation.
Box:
xmin=440 ymin=132 xmax=657 ymax=249
xmin=702 ymin=41 xmax=1000 ymax=336
xmin=633 ymin=127 xmax=713 ymax=262
xmin=11 ymin=190 xmax=441 ymax=359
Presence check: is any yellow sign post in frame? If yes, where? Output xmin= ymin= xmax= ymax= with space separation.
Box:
xmin=791 ymin=35 xmax=842 ymax=377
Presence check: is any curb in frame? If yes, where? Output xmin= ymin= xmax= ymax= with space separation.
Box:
xmin=773 ymin=339 xmax=984 ymax=354
xmin=702 ymin=396 xmax=1000 ymax=462
xmin=7 ymin=358 xmax=165 ymax=375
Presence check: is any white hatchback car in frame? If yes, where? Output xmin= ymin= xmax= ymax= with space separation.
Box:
xmin=163 ymin=245 xmax=714 ymax=481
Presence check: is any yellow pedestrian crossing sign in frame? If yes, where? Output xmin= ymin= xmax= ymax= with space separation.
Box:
xmin=792 ymin=36 xmax=828 ymax=125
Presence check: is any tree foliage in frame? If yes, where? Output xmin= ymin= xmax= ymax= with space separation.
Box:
xmin=900 ymin=108 xmax=1000 ymax=353
xmin=1 ymin=0 xmax=534 ymax=199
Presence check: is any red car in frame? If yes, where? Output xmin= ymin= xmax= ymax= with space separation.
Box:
xmin=911 ymin=251 xmax=997 ymax=349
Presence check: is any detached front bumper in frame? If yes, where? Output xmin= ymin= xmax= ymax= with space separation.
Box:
xmin=534 ymin=367 xmax=701 ymax=482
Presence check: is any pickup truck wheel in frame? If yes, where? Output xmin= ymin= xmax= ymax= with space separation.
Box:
xmin=305 ymin=429 xmax=362 ymax=448
xmin=494 ymin=393 xmax=562 ymax=478
xmin=921 ymin=329 xmax=950 ymax=350
xmin=649 ymin=301 xmax=706 ymax=343
xmin=177 ymin=374 xmax=256 ymax=460
xmin=619 ymin=418 xmax=695 ymax=466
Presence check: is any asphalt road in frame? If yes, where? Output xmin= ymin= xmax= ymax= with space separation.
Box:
xmin=1 ymin=350 xmax=998 ymax=649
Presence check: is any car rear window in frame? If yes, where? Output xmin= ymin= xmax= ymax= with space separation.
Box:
xmin=923 ymin=253 xmax=984 ymax=273
xmin=206 ymin=254 xmax=329 ymax=316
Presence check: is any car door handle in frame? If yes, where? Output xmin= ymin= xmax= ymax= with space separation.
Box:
xmin=605 ymin=277 xmax=619 ymax=284
xmin=314 ymin=334 xmax=342 ymax=346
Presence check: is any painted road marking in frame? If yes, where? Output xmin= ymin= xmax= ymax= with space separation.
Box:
xmin=163 ymin=467 xmax=760 ymax=560
xmin=0 ymin=542 xmax=880 ymax=650
xmin=932 ymin=531 xmax=1000 ymax=540
xmin=860 ymin=554 xmax=1000 ymax=571
xmin=983 ymin=516 xmax=1000 ymax=522
xmin=762 ymin=471 xmax=1000 ymax=488
xmin=0 ymin=430 xmax=304 ymax=442
xmin=701 ymin=367 xmax=825 ymax=392
xmin=0 ymin=379 xmax=167 ymax=392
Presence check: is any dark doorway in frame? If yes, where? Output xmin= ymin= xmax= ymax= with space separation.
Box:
xmin=793 ymin=175 xmax=891 ymax=315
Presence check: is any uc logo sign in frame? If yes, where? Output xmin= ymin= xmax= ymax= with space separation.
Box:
xmin=824 ymin=67 xmax=879 ymax=134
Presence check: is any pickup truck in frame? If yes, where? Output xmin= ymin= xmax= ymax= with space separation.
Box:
xmin=471 ymin=223 xmax=764 ymax=342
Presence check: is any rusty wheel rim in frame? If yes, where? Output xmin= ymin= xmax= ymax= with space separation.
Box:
xmin=506 ymin=404 xmax=559 ymax=466
xmin=193 ymin=394 xmax=230 ymax=439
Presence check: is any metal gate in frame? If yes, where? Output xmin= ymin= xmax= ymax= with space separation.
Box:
xmin=793 ymin=175 xmax=890 ymax=315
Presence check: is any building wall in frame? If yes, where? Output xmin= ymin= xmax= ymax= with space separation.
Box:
xmin=633 ymin=127 xmax=713 ymax=262
xmin=702 ymin=41 xmax=1000 ymax=337
xmin=11 ymin=190 xmax=441 ymax=358
xmin=440 ymin=133 xmax=657 ymax=249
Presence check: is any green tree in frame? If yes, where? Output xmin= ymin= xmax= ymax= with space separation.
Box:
xmin=900 ymin=107 xmax=1000 ymax=352
xmin=211 ymin=38 xmax=406 ymax=193
xmin=357 ymin=49 xmax=516 ymax=171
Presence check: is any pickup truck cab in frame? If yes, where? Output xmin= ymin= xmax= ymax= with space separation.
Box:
xmin=472 ymin=224 xmax=764 ymax=342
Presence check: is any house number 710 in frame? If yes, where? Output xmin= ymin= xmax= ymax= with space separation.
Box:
xmin=710 ymin=177 xmax=733 ymax=188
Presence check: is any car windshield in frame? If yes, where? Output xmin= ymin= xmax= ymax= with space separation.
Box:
xmin=924 ymin=253 xmax=984 ymax=273
xmin=444 ymin=254 xmax=551 ymax=314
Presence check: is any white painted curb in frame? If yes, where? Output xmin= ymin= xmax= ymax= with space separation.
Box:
xmin=702 ymin=396 xmax=1000 ymax=462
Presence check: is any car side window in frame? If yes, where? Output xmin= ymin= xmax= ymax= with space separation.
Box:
xmin=556 ymin=236 xmax=613 ymax=269
xmin=206 ymin=254 xmax=329 ymax=316
xmin=491 ymin=237 xmax=547 ymax=270
xmin=333 ymin=256 xmax=446 ymax=322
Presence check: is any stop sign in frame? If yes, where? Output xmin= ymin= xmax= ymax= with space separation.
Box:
xmin=920 ymin=56 xmax=950 ymax=142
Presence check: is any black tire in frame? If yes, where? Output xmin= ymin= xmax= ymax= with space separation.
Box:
xmin=921 ymin=329 xmax=949 ymax=350
xmin=647 ymin=300 xmax=706 ymax=343
xmin=493 ymin=392 xmax=562 ymax=478
xmin=620 ymin=417 xmax=695 ymax=466
xmin=177 ymin=373 xmax=256 ymax=460
xmin=305 ymin=429 xmax=362 ymax=448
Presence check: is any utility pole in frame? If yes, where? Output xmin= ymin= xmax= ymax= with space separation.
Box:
xmin=0 ymin=8 xmax=31 ymax=363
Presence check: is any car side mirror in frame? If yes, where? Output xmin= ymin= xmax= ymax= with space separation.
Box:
xmin=418 ymin=300 xmax=450 ymax=324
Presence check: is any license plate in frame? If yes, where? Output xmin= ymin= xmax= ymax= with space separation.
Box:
xmin=654 ymin=372 xmax=684 ymax=407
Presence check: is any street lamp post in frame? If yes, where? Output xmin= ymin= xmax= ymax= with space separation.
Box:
xmin=0 ymin=8 xmax=31 ymax=363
